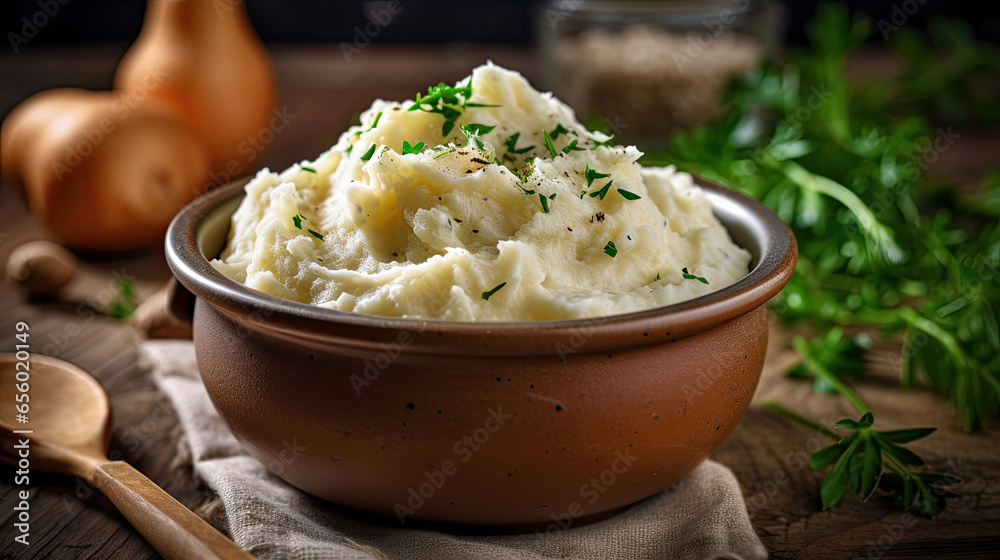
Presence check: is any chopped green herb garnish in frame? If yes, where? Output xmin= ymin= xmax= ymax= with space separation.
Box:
xmin=108 ymin=277 xmax=138 ymax=319
xmin=561 ymin=140 xmax=586 ymax=154
xmin=408 ymin=77 xmax=498 ymax=136
xmin=459 ymin=124 xmax=496 ymax=151
xmin=542 ymin=129 xmax=558 ymax=158
xmin=482 ymin=282 xmax=507 ymax=301
xmin=617 ymin=188 xmax=641 ymax=200
xmin=515 ymin=162 xmax=535 ymax=183
xmin=550 ymin=123 xmax=573 ymax=139
xmin=538 ymin=193 xmax=550 ymax=213
xmin=360 ymin=144 xmax=377 ymax=161
xmin=307 ymin=229 xmax=325 ymax=241
xmin=503 ymin=132 xmax=534 ymax=154
xmin=355 ymin=111 xmax=383 ymax=136
xmin=592 ymin=135 xmax=615 ymax=149
xmin=345 ymin=144 xmax=353 ymax=153
xmin=292 ymin=214 xmax=303 ymax=229
xmin=589 ymin=181 xmax=613 ymax=200
xmin=462 ymin=123 xmax=496 ymax=136
xmin=585 ymin=165 xmax=611 ymax=187
xmin=681 ymin=267 xmax=708 ymax=284
xmin=603 ymin=241 xmax=617 ymax=257
xmin=300 ymin=165 xmax=317 ymax=173
xmin=655 ymin=272 xmax=662 ymax=281
xmin=433 ymin=146 xmax=456 ymax=160
xmin=402 ymin=140 xmax=426 ymax=155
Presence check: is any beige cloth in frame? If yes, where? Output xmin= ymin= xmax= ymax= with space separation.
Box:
xmin=141 ymin=340 xmax=767 ymax=560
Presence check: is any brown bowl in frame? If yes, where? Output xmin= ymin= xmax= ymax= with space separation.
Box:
xmin=165 ymin=176 xmax=796 ymax=526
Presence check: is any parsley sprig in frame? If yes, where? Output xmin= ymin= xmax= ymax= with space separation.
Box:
xmin=767 ymin=333 xmax=956 ymax=516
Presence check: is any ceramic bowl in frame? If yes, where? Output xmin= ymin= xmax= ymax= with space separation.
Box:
xmin=165 ymin=176 xmax=796 ymax=526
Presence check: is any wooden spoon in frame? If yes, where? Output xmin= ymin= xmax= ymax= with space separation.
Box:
xmin=0 ymin=353 xmax=253 ymax=559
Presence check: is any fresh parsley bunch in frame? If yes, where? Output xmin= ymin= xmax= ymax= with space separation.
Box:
xmin=642 ymin=3 xmax=1000 ymax=514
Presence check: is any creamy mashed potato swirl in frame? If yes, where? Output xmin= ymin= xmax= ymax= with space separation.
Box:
xmin=212 ymin=63 xmax=751 ymax=321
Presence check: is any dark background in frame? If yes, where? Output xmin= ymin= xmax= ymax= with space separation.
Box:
xmin=3 ymin=0 xmax=1000 ymax=49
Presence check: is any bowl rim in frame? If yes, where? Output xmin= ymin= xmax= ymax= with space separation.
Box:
xmin=166 ymin=176 xmax=797 ymax=354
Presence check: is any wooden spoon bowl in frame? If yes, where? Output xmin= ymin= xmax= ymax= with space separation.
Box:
xmin=0 ymin=353 xmax=252 ymax=559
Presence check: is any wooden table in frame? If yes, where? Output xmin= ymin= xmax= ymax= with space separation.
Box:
xmin=1 ymin=45 xmax=998 ymax=559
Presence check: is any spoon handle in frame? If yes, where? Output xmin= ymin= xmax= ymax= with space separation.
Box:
xmin=92 ymin=460 xmax=254 ymax=560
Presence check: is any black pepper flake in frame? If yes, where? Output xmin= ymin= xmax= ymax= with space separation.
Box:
xmin=392 ymin=252 xmax=398 ymax=257
xmin=472 ymin=229 xmax=479 ymax=233
xmin=555 ymin=405 xmax=563 ymax=412
xmin=465 ymin=169 xmax=473 ymax=174
xmin=405 ymin=402 xmax=414 ymax=410
xmin=567 ymin=227 xmax=573 ymax=232
xmin=471 ymin=157 xmax=489 ymax=165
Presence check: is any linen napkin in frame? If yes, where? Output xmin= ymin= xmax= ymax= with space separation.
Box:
xmin=140 ymin=340 xmax=767 ymax=560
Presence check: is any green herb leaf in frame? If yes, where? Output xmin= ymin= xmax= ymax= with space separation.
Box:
xmin=504 ymin=132 xmax=535 ymax=154
xmin=584 ymin=165 xmax=611 ymax=187
xmin=108 ymin=278 xmax=137 ymax=319
xmin=617 ymin=188 xmax=641 ymax=200
xmin=433 ymin=146 xmax=456 ymax=160
xmin=482 ymin=282 xmax=507 ymax=301
xmin=589 ymin=181 xmax=613 ymax=200
xmin=538 ymin=193 xmax=550 ymax=213
xmin=875 ymin=427 xmax=937 ymax=444
xmin=654 ymin=272 xmax=662 ymax=281
xmin=402 ymin=140 xmax=426 ymax=155
xmin=462 ymin=123 xmax=496 ymax=136
xmin=542 ymin=129 xmax=558 ymax=158
xmin=603 ymin=240 xmax=617 ymax=257
xmin=359 ymin=144 xmax=377 ymax=161
xmin=550 ymin=123 xmax=573 ymax=139
xmin=681 ymin=267 xmax=709 ymax=284
xmin=292 ymin=214 xmax=303 ymax=229
xmin=592 ymin=135 xmax=615 ymax=148
xmin=307 ymin=229 xmax=325 ymax=241
xmin=300 ymin=165 xmax=317 ymax=173
xmin=562 ymin=139 xmax=586 ymax=154
xmin=355 ymin=111 xmax=382 ymax=136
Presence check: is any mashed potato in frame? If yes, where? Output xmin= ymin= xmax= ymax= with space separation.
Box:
xmin=211 ymin=63 xmax=751 ymax=321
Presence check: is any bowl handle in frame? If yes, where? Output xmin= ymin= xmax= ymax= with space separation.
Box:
xmin=166 ymin=277 xmax=196 ymax=324
xmin=127 ymin=278 xmax=194 ymax=339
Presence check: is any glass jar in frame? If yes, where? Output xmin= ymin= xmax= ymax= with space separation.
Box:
xmin=538 ymin=0 xmax=783 ymax=149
